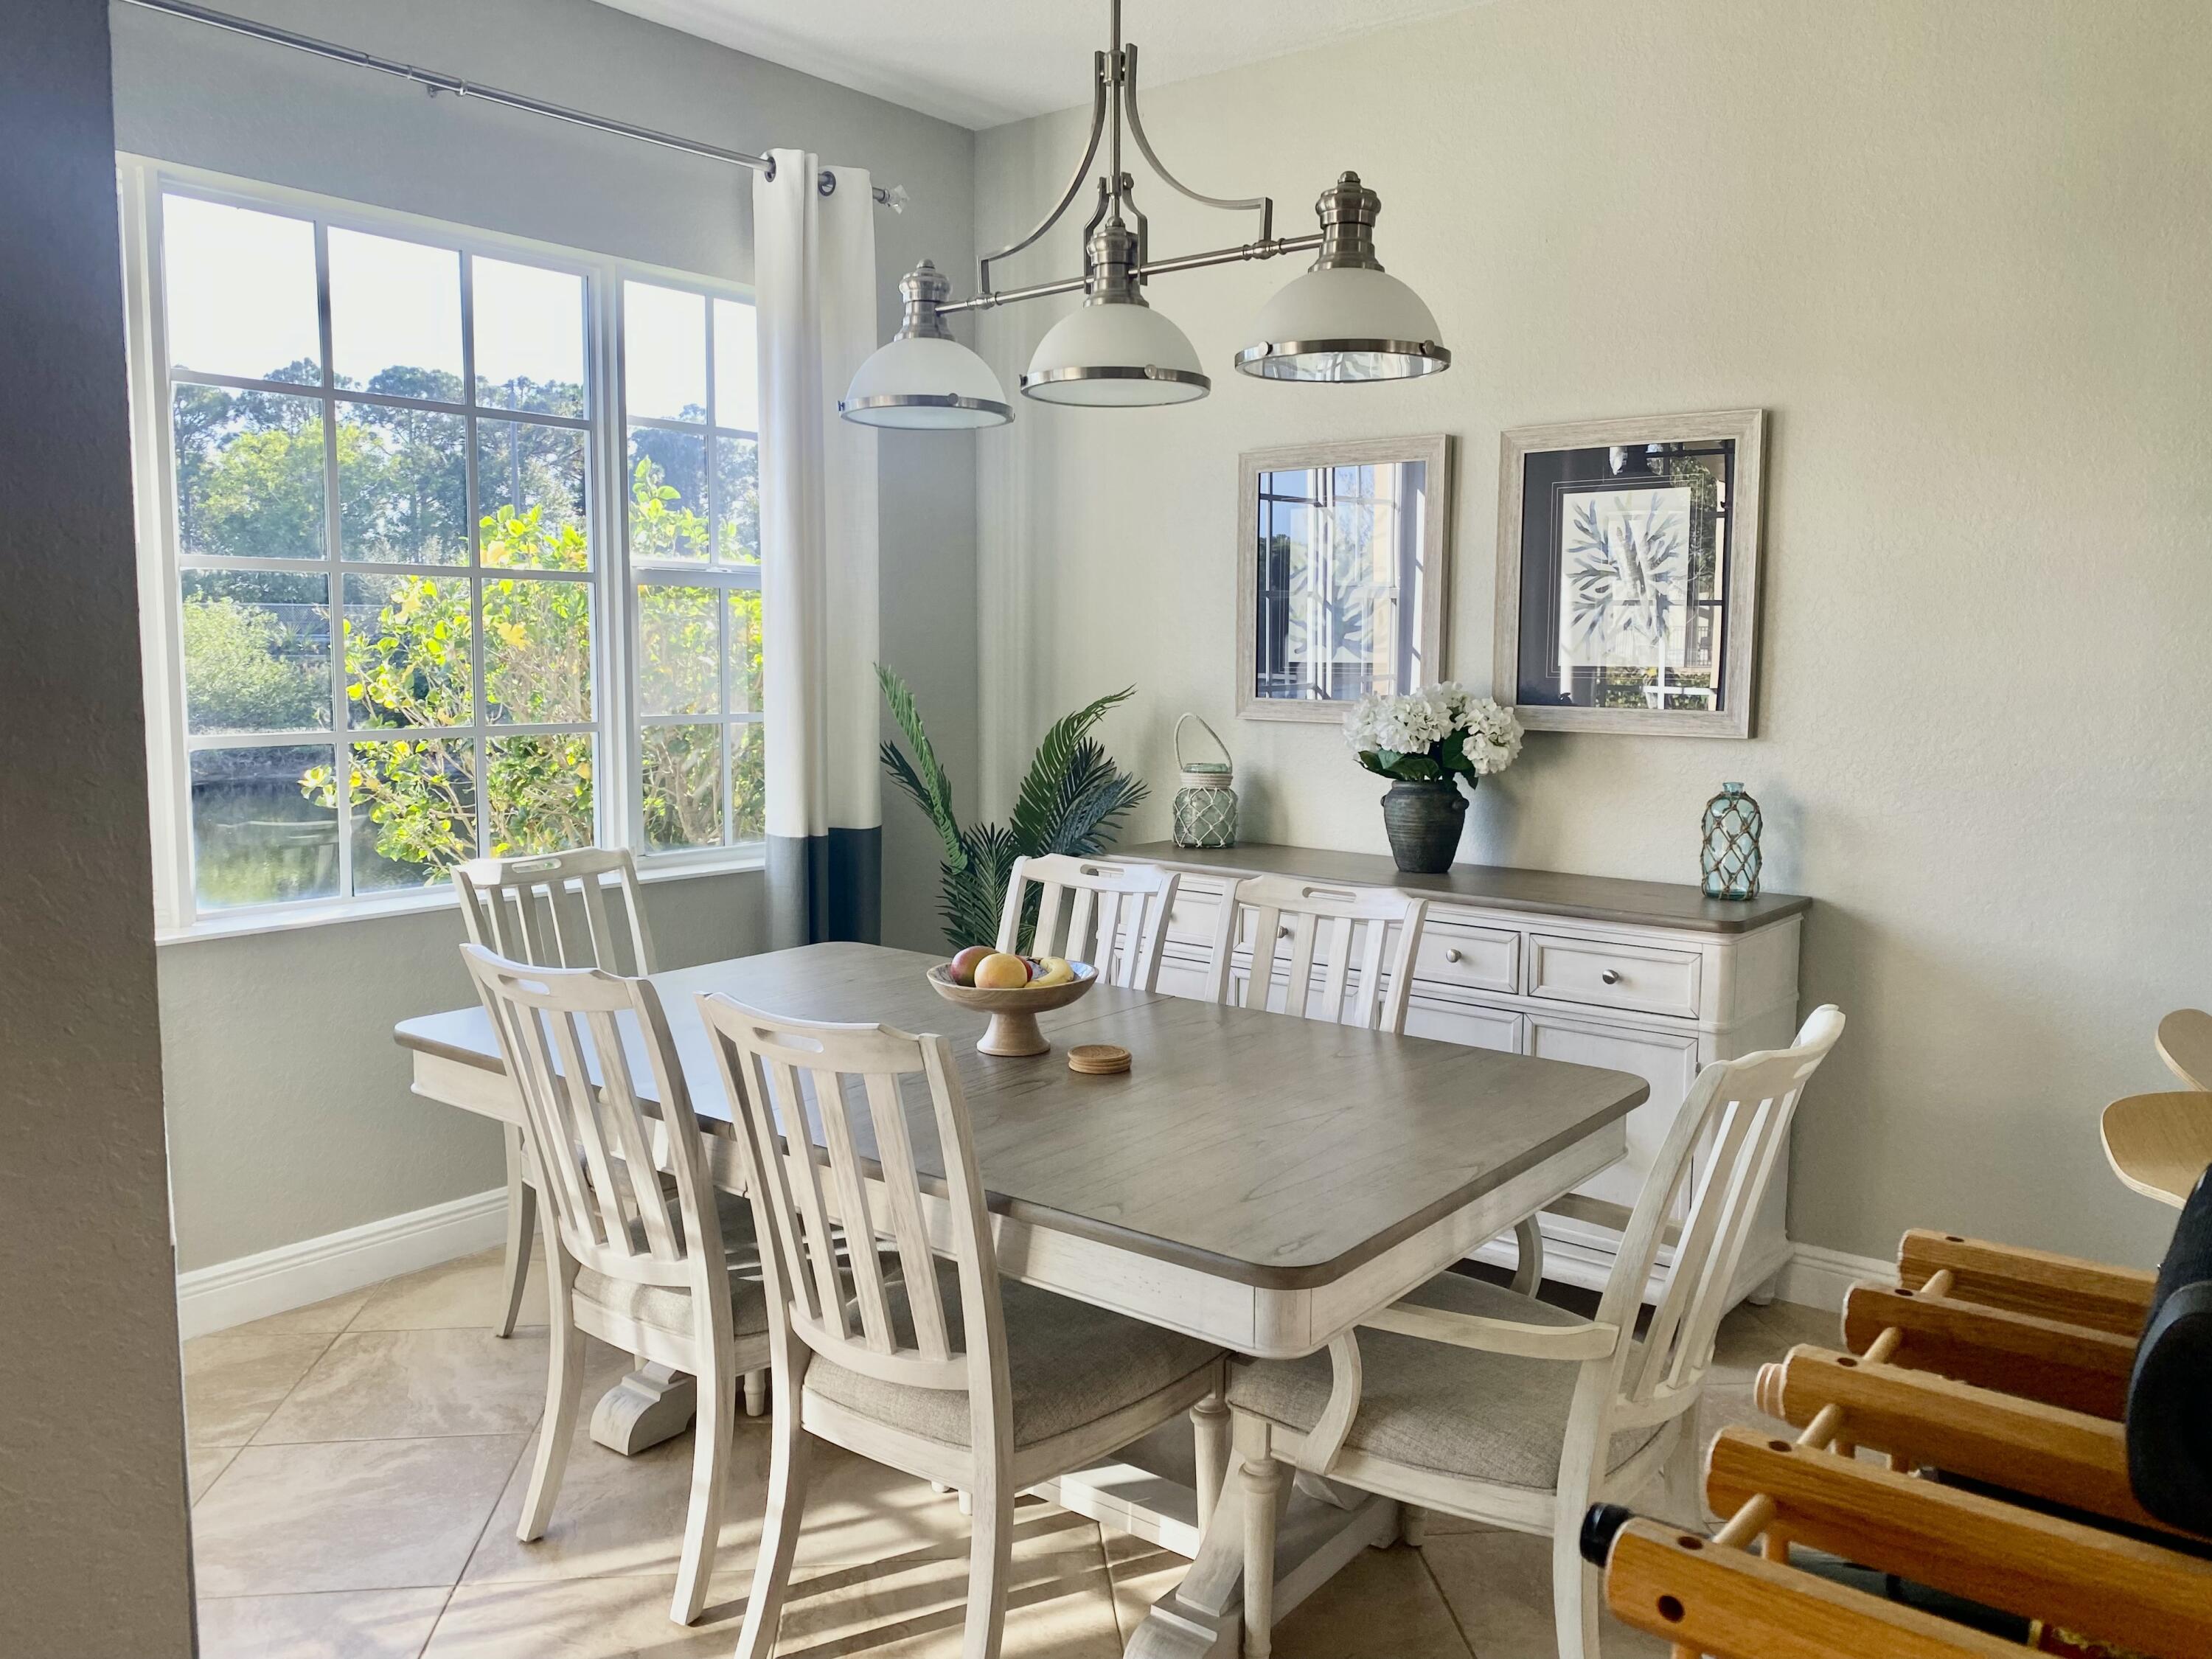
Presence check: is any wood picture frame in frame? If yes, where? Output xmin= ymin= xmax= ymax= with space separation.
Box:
xmin=1494 ymin=408 xmax=1766 ymax=739
xmin=1236 ymin=434 xmax=1454 ymax=725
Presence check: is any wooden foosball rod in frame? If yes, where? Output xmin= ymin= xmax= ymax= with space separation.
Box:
xmin=1664 ymin=1267 xmax=1954 ymax=1659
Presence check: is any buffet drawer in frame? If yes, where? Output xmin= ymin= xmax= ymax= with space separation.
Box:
xmin=1527 ymin=933 xmax=1702 ymax=1020
xmin=1164 ymin=888 xmax=1225 ymax=953
xmin=1410 ymin=920 xmax=1520 ymax=996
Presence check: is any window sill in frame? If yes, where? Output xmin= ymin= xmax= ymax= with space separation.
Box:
xmin=154 ymin=846 xmax=767 ymax=947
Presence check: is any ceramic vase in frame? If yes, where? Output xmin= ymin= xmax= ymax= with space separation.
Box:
xmin=1380 ymin=778 xmax=1467 ymax=874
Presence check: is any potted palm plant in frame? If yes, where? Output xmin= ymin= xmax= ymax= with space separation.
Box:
xmin=1345 ymin=684 xmax=1524 ymax=874
xmin=878 ymin=667 xmax=1148 ymax=950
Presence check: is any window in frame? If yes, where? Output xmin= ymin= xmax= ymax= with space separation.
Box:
xmin=126 ymin=169 xmax=765 ymax=931
xmin=622 ymin=282 xmax=764 ymax=852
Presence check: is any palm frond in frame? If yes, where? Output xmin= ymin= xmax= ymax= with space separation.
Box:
xmin=1044 ymin=739 xmax=1149 ymax=856
xmin=1051 ymin=771 xmax=1148 ymax=857
xmin=875 ymin=664 xmax=966 ymax=872
xmin=942 ymin=821 xmax=1021 ymax=950
xmin=1007 ymin=686 xmax=1135 ymax=856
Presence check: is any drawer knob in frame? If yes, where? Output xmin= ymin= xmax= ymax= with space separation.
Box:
xmin=1601 ymin=968 xmax=1623 ymax=986
xmin=1278 ymin=925 xmax=1293 ymax=940
xmin=1444 ymin=947 xmax=1463 ymax=964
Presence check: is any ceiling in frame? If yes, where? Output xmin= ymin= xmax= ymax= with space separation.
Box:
xmin=590 ymin=0 xmax=1487 ymax=129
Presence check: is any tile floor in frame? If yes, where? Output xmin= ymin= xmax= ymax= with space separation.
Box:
xmin=184 ymin=1247 xmax=1835 ymax=1659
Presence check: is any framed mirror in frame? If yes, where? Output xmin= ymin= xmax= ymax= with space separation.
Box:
xmin=1235 ymin=434 xmax=1453 ymax=723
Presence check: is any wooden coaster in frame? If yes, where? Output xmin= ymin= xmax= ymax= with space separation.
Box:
xmin=1067 ymin=1043 xmax=1131 ymax=1077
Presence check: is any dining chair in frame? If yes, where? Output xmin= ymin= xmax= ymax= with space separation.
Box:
xmin=698 ymin=993 xmax=1226 ymax=1659
xmin=1223 ymin=1004 xmax=1846 ymax=1659
xmin=995 ymin=852 xmax=1180 ymax=991
xmin=455 ymin=848 xmax=658 ymax=1340
xmin=462 ymin=945 xmax=770 ymax=1626
xmin=1200 ymin=871 xmax=1430 ymax=1032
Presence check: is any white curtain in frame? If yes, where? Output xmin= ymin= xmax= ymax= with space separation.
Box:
xmin=754 ymin=150 xmax=881 ymax=947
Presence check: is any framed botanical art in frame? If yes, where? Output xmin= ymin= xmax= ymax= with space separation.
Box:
xmin=1493 ymin=408 xmax=1765 ymax=737
xmin=1236 ymin=434 xmax=1453 ymax=723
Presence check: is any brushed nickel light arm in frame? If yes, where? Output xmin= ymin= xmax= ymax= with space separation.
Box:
xmin=975 ymin=52 xmax=1110 ymax=301
xmin=1121 ymin=44 xmax=1273 ymax=246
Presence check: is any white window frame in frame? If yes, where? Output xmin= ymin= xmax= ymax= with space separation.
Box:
xmin=118 ymin=158 xmax=765 ymax=942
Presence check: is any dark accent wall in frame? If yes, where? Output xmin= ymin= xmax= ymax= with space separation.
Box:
xmin=0 ymin=0 xmax=196 ymax=1649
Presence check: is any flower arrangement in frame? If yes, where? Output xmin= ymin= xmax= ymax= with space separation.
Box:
xmin=1345 ymin=682 xmax=1524 ymax=787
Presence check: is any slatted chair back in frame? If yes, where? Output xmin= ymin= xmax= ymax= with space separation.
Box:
xmin=1203 ymin=873 xmax=1429 ymax=1034
xmin=1604 ymin=1006 xmax=1846 ymax=1416
xmin=995 ymin=854 xmax=1180 ymax=991
xmin=456 ymin=848 xmax=657 ymax=976
xmin=462 ymin=945 xmax=723 ymax=1299
xmin=699 ymin=995 xmax=1009 ymax=1413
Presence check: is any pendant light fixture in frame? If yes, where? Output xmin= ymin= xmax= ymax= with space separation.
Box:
xmin=1020 ymin=220 xmax=1208 ymax=406
xmin=1235 ymin=173 xmax=1450 ymax=383
xmin=839 ymin=262 xmax=1012 ymax=429
xmin=839 ymin=0 xmax=1452 ymax=428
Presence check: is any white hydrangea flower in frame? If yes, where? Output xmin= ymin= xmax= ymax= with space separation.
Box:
xmin=1343 ymin=695 xmax=1388 ymax=754
xmin=1347 ymin=686 xmax=1523 ymax=776
xmin=1454 ymin=695 xmax=1525 ymax=774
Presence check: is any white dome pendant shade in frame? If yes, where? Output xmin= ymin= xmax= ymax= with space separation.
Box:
xmin=839 ymin=261 xmax=1012 ymax=430
xmin=1022 ymin=300 xmax=1208 ymax=407
xmin=1020 ymin=218 xmax=1210 ymax=408
xmin=1237 ymin=173 xmax=1451 ymax=383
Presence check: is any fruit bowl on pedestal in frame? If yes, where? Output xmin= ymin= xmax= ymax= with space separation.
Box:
xmin=925 ymin=961 xmax=1098 ymax=1057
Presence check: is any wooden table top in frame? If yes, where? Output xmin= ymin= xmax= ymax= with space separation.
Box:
xmin=1122 ymin=841 xmax=1811 ymax=934
xmin=397 ymin=942 xmax=1649 ymax=1290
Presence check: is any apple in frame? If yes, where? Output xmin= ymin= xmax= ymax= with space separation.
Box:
xmin=973 ymin=951 xmax=1032 ymax=990
xmin=948 ymin=945 xmax=992 ymax=987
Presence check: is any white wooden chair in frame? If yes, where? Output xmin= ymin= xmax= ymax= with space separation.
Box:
xmin=1223 ymin=1005 xmax=1845 ymax=1659
xmin=1200 ymin=872 xmax=1430 ymax=1033
xmin=455 ymin=848 xmax=657 ymax=1340
xmin=698 ymin=994 xmax=1226 ymax=1659
xmin=462 ymin=946 xmax=772 ymax=1626
xmin=995 ymin=852 xmax=1180 ymax=991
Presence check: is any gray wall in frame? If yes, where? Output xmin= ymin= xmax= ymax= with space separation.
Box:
xmin=113 ymin=0 xmax=981 ymax=1270
xmin=975 ymin=0 xmax=2212 ymax=1273
xmin=0 ymin=0 xmax=195 ymax=1649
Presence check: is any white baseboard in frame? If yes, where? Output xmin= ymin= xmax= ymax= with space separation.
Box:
xmin=1771 ymin=1242 xmax=1896 ymax=1312
xmin=176 ymin=1186 xmax=507 ymax=1340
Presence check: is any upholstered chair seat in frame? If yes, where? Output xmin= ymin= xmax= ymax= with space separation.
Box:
xmin=1225 ymin=1273 xmax=1662 ymax=1489
xmin=805 ymin=1263 xmax=1221 ymax=1450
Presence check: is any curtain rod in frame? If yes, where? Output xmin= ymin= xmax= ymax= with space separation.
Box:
xmin=116 ymin=0 xmax=907 ymax=209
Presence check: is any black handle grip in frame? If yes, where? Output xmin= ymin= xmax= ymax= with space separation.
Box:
xmin=1579 ymin=1502 xmax=1635 ymax=1567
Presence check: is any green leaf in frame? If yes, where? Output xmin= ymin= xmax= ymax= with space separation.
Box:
xmin=875 ymin=664 xmax=967 ymax=872
xmin=1008 ymin=686 xmax=1135 ymax=856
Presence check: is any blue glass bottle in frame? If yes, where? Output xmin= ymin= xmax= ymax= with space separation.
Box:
xmin=1701 ymin=782 xmax=1762 ymax=900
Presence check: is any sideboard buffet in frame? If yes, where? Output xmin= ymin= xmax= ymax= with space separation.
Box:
xmin=1120 ymin=841 xmax=1812 ymax=1305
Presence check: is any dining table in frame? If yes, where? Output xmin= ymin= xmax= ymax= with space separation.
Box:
xmin=395 ymin=939 xmax=1649 ymax=1659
